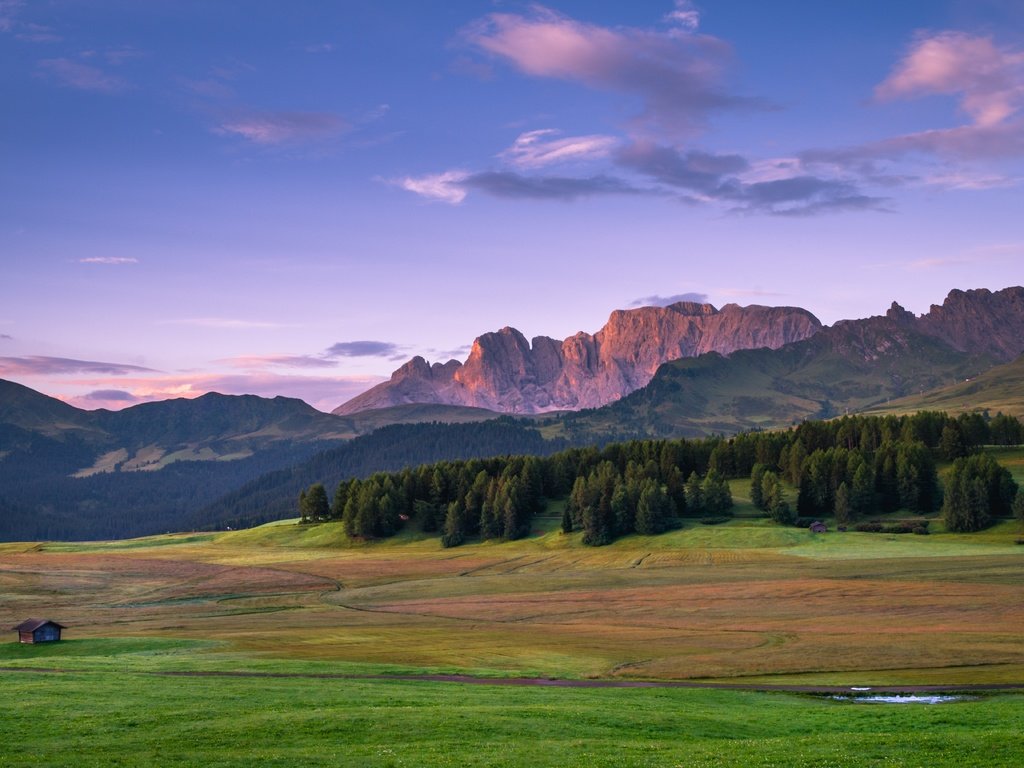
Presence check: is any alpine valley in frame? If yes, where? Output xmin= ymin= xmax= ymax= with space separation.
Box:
xmin=1 ymin=286 xmax=1022 ymax=541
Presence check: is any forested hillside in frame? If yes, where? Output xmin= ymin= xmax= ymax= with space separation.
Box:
xmin=294 ymin=412 xmax=1023 ymax=548
xmin=192 ymin=418 xmax=568 ymax=532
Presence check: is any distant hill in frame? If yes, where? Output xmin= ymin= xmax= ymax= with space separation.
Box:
xmin=0 ymin=382 xmax=511 ymax=541
xmin=192 ymin=418 xmax=569 ymax=531
xmin=861 ymin=354 xmax=1024 ymax=419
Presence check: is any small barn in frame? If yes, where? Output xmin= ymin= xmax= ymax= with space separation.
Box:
xmin=12 ymin=619 xmax=65 ymax=644
xmin=809 ymin=521 xmax=827 ymax=534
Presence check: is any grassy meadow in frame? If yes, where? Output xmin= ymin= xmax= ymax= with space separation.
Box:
xmin=3 ymin=480 xmax=1024 ymax=765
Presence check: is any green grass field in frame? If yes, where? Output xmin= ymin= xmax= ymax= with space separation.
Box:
xmin=3 ymin=489 xmax=1024 ymax=765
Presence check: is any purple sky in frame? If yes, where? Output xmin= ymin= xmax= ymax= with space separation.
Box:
xmin=2 ymin=1 xmax=1023 ymax=412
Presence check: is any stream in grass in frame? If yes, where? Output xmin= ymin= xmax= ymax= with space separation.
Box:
xmin=830 ymin=693 xmax=975 ymax=704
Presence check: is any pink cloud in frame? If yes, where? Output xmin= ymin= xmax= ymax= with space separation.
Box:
xmin=395 ymin=171 xmax=469 ymax=204
xmin=220 ymin=354 xmax=338 ymax=370
xmin=38 ymin=58 xmax=128 ymax=92
xmin=877 ymin=31 xmax=1024 ymax=127
xmin=499 ymin=129 xmax=619 ymax=169
xmin=215 ymin=111 xmax=349 ymax=145
xmin=0 ymin=356 xmax=154 ymax=376
xmin=462 ymin=5 xmax=745 ymax=138
xmin=802 ymin=31 xmax=1024 ymax=184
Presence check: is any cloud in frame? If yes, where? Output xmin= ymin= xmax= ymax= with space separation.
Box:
xmin=426 ymin=345 xmax=473 ymax=361
xmin=804 ymin=31 xmax=1024 ymax=175
xmin=0 ymin=356 xmax=155 ymax=376
xmin=462 ymin=170 xmax=646 ymax=200
xmin=165 ymin=318 xmax=290 ymax=330
xmin=462 ymin=5 xmax=753 ymax=138
xmin=0 ymin=0 xmax=23 ymax=33
xmin=79 ymin=256 xmax=138 ymax=265
xmin=214 ymin=111 xmax=349 ymax=145
xmin=16 ymin=22 xmax=60 ymax=43
xmin=664 ymin=0 xmax=700 ymax=33
xmin=221 ymin=354 xmax=338 ymax=370
xmin=37 ymin=58 xmax=128 ymax=92
xmin=618 ymin=142 xmax=887 ymax=215
xmin=304 ymin=43 xmax=335 ymax=54
xmin=499 ymin=129 xmax=620 ymax=169
xmin=631 ymin=292 xmax=708 ymax=307
xmin=876 ymin=31 xmax=1024 ymax=129
xmin=732 ymin=176 xmax=887 ymax=216
xmin=325 ymin=341 xmax=404 ymax=358
xmin=616 ymin=141 xmax=748 ymax=194
xmin=0 ymin=333 xmax=11 ymax=340
xmin=396 ymin=171 xmax=469 ymax=204
xmin=82 ymin=389 xmax=139 ymax=403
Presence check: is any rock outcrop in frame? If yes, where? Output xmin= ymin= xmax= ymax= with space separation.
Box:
xmin=916 ymin=287 xmax=1024 ymax=360
xmin=334 ymin=301 xmax=824 ymax=415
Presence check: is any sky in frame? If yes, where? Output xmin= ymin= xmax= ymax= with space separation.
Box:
xmin=2 ymin=0 xmax=1023 ymax=412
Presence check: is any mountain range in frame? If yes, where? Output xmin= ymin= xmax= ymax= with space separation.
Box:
xmin=334 ymin=301 xmax=822 ymax=414
xmin=2 ymin=285 xmax=1022 ymax=541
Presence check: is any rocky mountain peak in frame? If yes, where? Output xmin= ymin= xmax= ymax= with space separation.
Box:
xmin=333 ymin=300 xmax=823 ymax=415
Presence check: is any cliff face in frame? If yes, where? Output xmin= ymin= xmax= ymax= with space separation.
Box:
xmin=916 ymin=287 xmax=1024 ymax=360
xmin=333 ymin=301 xmax=824 ymax=415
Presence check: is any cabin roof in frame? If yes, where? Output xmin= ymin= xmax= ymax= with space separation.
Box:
xmin=12 ymin=618 xmax=65 ymax=632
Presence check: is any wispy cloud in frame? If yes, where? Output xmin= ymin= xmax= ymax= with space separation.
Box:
xmin=462 ymin=4 xmax=756 ymax=139
xmin=214 ymin=110 xmax=349 ymax=145
xmin=79 ymin=256 xmax=138 ymax=265
xmin=304 ymin=42 xmax=335 ymax=54
xmin=38 ymin=58 xmax=128 ymax=92
xmin=0 ymin=0 xmax=21 ymax=33
xmin=630 ymin=292 xmax=708 ymax=307
xmin=0 ymin=356 xmax=155 ymax=376
xmin=16 ymin=22 xmax=60 ymax=43
xmin=463 ymin=171 xmax=646 ymax=201
xmin=619 ymin=142 xmax=887 ymax=215
xmin=221 ymin=354 xmax=338 ymax=370
xmin=804 ymin=30 xmax=1024 ymax=186
xmin=0 ymin=334 xmax=12 ymax=341
xmin=499 ymin=129 xmax=619 ymax=169
xmin=616 ymin=142 xmax=749 ymax=194
xmin=396 ymin=171 xmax=470 ymax=204
xmin=325 ymin=341 xmax=405 ymax=358
xmin=664 ymin=0 xmax=700 ymax=33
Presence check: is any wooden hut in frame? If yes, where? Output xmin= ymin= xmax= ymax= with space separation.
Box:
xmin=12 ymin=619 xmax=65 ymax=644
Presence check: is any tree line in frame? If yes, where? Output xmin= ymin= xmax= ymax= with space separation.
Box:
xmin=298 ymin=411 xmax=1024 ymax=545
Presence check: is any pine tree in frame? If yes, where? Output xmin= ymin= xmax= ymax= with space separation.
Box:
xmin=685 ymin=471 xmax=703 ymax=517
xmin=834 ymin=482 xmax=851 ymax=527
xmin=635 ymin=479 xmax=672 ymax=535
xmin=305 ymin=483 xmax=329 ymax=523
xmin=749 ymin=463 xmax=767 ymax=510
xmin=701 ymin=469 xmax=733 ymax=516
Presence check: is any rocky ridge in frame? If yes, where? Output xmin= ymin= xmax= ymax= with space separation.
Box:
xmin=334 ymin=301 xmax=824 ymax=415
